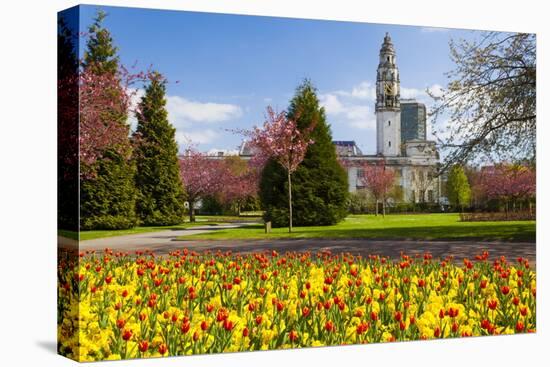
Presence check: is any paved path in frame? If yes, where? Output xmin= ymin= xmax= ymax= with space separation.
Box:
xmin=76 ymin=225 xmax=536 ymax=267
xmin=78 ymin=223 xmax=247 ymax=251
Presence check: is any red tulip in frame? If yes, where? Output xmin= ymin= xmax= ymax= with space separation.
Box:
xmin=122 ymin=329 xmax=132 ymax=341
xmin=516 ymin=321 xmax=524 ymax=332
xmin=181 ymin=320 xmax=191 ymax=334
xmin=289 ymin=330 xmax=298 ymax=342
xmin=223 ymin=319 xmax=234 ymax=331
xmin=356 ymin=322 xmax=369 ymax=334
xmin=138 ymin=340 xmax=148 ymax=353
xmin=158 ymin=344 xmax=168 ymax=355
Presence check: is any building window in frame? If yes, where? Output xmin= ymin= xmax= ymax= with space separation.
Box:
xmin=387 ymin=56 xmax=390 ymax=62
xmin=428 ymin=190 xmax=434 ymax=202
xmin=388 ymin=120 xmax=391 ymax=126
xmin=388 ymin=141 xmax=391 ymax=147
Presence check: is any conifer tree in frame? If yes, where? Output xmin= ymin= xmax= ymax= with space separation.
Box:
xmin=133 ymin=72 xmax=186 ymax=225
xmin=79 ymin=10 xmax=137 ymax=230
xmin=260 ymin=80 xmax=349 ymax=226
xmin=82 ymin=10 xmax=119 ymax=75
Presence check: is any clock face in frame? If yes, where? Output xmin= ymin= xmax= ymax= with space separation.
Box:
xmin=384 ymin=82 xmax=394 ymax=95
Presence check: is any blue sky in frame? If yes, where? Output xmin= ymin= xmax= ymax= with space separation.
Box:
xmin=75 ymin=4 xmax=482 ymax=154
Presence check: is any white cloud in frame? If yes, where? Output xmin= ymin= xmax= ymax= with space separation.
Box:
xmin=167 ymin=96 xmax=242 ymax=125
xmin=401 ymin=84 xmax=445 ymax=102
xmin=319 ymin=93 xmax=344 ymax=114
xmin=346 ymin=105 xmax=376 ymax=130
xmin=124 ymin=89 xmax=243 ymax=151
xmin=427 ymin=84 xmax=445 ymax=98
xmin=176 ymin=129 xmax=220 ymax=146
xmin=127 ymin=88 xmax=146 ymax=131
xmin=400 ymin=87 xmax=425 ymax=99
xmin=126 ymin=90 xmax=242 ymax=143
xmin=319 ymin=90 xmax=376 ymax=131
xmin=350 ymin=81 xmax=376 ymax=100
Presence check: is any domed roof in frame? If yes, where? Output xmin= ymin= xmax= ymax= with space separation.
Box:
xmin=380 ymin=32 xmax=395 ymax=54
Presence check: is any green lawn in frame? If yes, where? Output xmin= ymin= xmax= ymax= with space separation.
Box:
xmin=176 ymin=213 xmax=536 ymax=242
xmin=60 ymin=215 xmax=261 ymax=241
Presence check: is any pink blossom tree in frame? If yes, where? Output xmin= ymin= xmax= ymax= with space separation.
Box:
xmin=219 ymin=160 xmax=260 ymax=215
xmin=179 ymin=148 xmax=230 ymax=222
xmin=359 ymin=160 xmax=396 ymax=217
xmin=477 ymin=164 xmax=536 ymax=213
xmin=78 ymin=65 xmax=149 ymax=177
xmin=240 ymin=106 xmax=314 ymax=232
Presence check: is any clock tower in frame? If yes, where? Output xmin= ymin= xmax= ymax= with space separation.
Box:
xmin=376 ymin=33 xmax=401 ymax=156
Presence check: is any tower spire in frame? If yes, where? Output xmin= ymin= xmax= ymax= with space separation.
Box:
xmin=375 ymin=33 xmax=401 ymax=156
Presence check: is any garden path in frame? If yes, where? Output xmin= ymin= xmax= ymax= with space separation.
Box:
xmin=76 ymin=226 xmax=536 ymax=267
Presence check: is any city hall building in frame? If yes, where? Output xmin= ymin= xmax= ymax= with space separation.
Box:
xmin=334 ymin=33 xmax=442 ymax=204
xmin=237 ymin=33 xmax=442 ymax=204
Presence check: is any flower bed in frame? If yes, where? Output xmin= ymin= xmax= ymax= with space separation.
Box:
xmin=460 ymin=211 xmax=535 ymax=222
xmin=57 ymin=249 xmax=536 ymax=361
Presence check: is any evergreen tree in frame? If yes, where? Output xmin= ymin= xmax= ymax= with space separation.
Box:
xmin=79 ymin=10 xmax=137 ymax=230
xmin=82 ymin=10 xmax=119 ymax=75
xmin=260 ymin=80 xmax=349 ymax=226
xmin=133 ymin=73 xmax=186 ymax=225
xmin=446 ymin=165 xmax=472 ymax=212
xmin=80 ymin=149 xmax=138 ymax=229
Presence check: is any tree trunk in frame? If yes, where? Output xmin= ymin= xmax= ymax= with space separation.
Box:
xmin=375 ymin=199 xmax=379 ymax=216
xmin=382 ymin=199 xmax=386 ymax=217
xmin=505 ymin=200 xmax=509 ymax=220
xmin=189 ymin=200 xmax=195 ymax=223
xmin=288 ymin=171 xmax=293 ymax=233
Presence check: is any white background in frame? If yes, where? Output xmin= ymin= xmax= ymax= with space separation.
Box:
xmin=0 ymin=0 xmax=547 ymax=366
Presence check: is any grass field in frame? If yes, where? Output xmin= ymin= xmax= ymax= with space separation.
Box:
xmin=176 ymin=213 xmax=536 ymax=242
xmin=60 ymin=215 xmax=261 ymax=241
